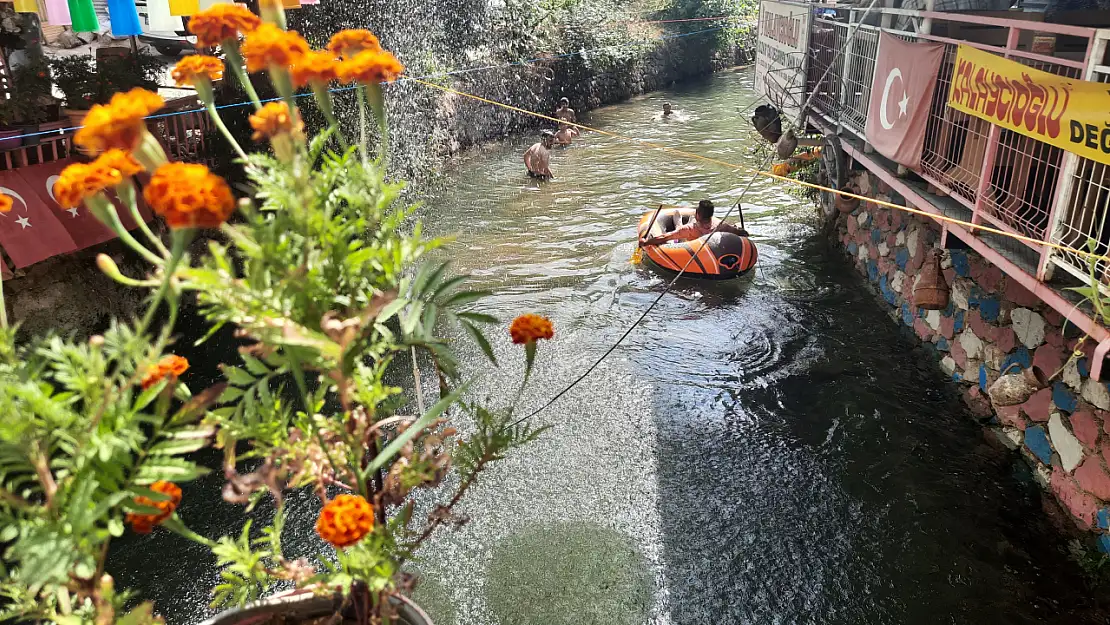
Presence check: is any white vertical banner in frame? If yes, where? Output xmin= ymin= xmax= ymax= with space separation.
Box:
xmin=754 ymin=0 xmax=812 ymax=125
xmin=146 ymin=0 xmax=182 ymax=32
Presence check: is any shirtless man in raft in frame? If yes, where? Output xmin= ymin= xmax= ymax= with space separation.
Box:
xmin=639 ymin=200 xmax=748 ymax=246
xmin=524 ymin=130 xmax=556 ymax=180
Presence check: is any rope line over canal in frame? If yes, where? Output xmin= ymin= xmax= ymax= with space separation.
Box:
xmin=403 ymin=77 xmax=1110 ymax=271
xmin=3 ymin=22 xmax=741 ymax=143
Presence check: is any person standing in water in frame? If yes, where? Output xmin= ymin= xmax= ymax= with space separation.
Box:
xmin=555 ymin=97 xmax=580 ymax=145
xmin=524 ymin=131 xmax=556 ymax=180
xmin=639 ymin=200 xmax=748 ymax=246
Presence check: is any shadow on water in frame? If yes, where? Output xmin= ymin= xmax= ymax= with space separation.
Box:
xmin=648 ymin=234 xmax=1109 ymax=624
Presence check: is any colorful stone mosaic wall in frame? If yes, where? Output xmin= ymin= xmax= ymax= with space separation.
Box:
xmin=836 ymin=169 xmax=1110 ymax=549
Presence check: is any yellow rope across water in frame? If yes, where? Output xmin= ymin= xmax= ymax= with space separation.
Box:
xmin=405 ymin=76 xmax=1110 ymax=268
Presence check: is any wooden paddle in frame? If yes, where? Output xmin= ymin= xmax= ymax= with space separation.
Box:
xmin=631 ymin=204 xmax=664 ymax=265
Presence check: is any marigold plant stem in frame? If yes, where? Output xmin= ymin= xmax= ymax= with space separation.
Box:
xmin=356 ymin=85 xmax=369 ymax=162
xmin=0 ymin=265 xmax=7 ymax=329
xmin=90 ymin=196 xmax=165 ymax=266
xmin=206 ymin=101 xmax=249 ymax=161
xmin=119 ymin=180 xmax=170 ymax=257
xmin=139 ymin=231 xmax=187 ymax=338
xmin=223 ymin=43 xmax=262 ymax=110
xmin=312 ymin=83 xmax=348 ymax=147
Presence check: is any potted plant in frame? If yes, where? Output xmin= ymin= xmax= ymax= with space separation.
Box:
xmin=50 ymin=55 xmax=97 ymax=125
xmin=12 ymin=54 xmax=65 ymax=145
xmin=0 ymin=6 xmax=549 ymax=625
xmin=0 ymin=95 xmax=38 ymax=149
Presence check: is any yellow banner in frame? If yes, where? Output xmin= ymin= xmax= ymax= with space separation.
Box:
xmin=948 ymin=44 xmax=1110 ymax=166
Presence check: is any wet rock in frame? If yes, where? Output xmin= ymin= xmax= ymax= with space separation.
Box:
xmin=940 ymin=356 xmax=957 ymax=376
xmin=906 ymin=228 xmax=920 ymax=258
xmin=1074 ymin=456 xmax=1110 ymax=500
xmin=1082 ymin=378 xmax=1110 ymax=411
xmin=997 ymin=404 xmax=1025 ymax=430
xmin=964 ymin=387 xmax=993 ymax=419
xmin=1011 ymin=308 xmax=1046 ymax=349
xmin=891 ymin=271 xmax=905 ymax=294
xmin=994 ymin=426 xmax=1023 ymax=450
xmin=958 ymin=329 xmax=984 ymax=360
xmin=1005 ymin=279 xmax=1042 ymax=309
xmin=1025 ymin=425 xmax=1054 ymax=464
xmin=1032 ymin=343 xmax=1065 ymax=380
xmin=55 ymin=29 xmax=84 ymax=49
xmin=1070 ymin=409 xmax=1100 ymax=449
xmin=951 ymin=278 xmax=973 ymax=310
xmin=1051 ymin=467 xmax=1098 ymax=529
xmin=982 ymin=344 xmax=1005 ymax=372
xmin=1021 ymin=387 xmax=1053 ymax=422
xmin=1049 ymin=412 xmax=1084 ymax=472
xmin=1053 ymin=382 xmax=1079 ymax=413
xmin=925 ymin=309 xmax=941 ymax=331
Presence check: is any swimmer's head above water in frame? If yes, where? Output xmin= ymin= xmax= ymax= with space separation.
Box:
xmin=540 ymin=129 xmax=556 ymax=148
xmin=558 ymin=97 xmax=570 ymax=108
xmin=662 ymin=102 xmax=673 ymax=116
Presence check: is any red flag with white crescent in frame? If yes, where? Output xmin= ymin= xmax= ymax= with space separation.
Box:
xmin=864 ymin=33 xmax=945 ymax=170
xmin=0 ymin=170 xmax=77 ymax=267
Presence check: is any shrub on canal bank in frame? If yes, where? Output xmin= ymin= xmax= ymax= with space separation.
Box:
xmin=0 ymin=7 xmax=549 ymax=624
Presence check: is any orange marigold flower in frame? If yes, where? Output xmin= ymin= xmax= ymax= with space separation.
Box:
xmin=95 ymin=149 xmax=143 ymax=178
xmin=248 ymin=101 xmax=303 ymax=141
xmin=172 ymin=55 xmax=224 ymax=87
xmin=336 ymin=49 xmax=404 ymax=85
xmin=509 ymin=313 xmax=554 ymax=345
xmin=188 ymin=4 xmax=262 ymax=48
xmin=315 ymin=494 xmax=374 ymax=548
xmin=241 ymin=23 xmax=310 ymax=73
xmin=125 ymin=480 xmax=182 ymax=534
xmin=327 ymin=29 xmax=381 ymax=59
xmin=140 ymin=354 xmax=190 ymax=389
xmin=0 ymin=195 xmax=10 ymax=213
xmin=144 ymin=163 xmax=236 ymax=229
xmin=289 ymin=49 xmax=339 ymax=88
xmin=74 ymin=88 xmax=164 ymax=154
xmin=53 ymin=160 xmax=123 ymax=209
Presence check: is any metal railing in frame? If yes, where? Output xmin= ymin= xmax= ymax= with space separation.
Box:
xmin=801 ymin=7 xmax=1110 ymax=288
xmin=0 ymin=94 xmax=214 ymax=171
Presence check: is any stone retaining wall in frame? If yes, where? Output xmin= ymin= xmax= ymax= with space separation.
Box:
xmin=835 ymin=168 xmax=1110 ymax=549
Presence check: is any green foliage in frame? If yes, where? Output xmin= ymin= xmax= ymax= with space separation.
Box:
xmin=0 ymin=15 xmax=548 ymax=624
xmin=49 ymin=53 xmax=166 ymax=110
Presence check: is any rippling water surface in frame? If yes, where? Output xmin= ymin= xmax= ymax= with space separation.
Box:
xmin=111 ymin=70 xmax=1108 ymax=625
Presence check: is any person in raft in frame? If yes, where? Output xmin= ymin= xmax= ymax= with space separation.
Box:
xmin=524 ymin=130 xmax=556 ymax=180
xmin=640 ymin=200 xmax=748 ymax=246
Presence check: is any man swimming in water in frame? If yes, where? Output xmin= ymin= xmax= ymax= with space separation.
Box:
xmin=524 ymin=130 xmax=556 ymax=180
xmin=662 ymin=102 xmax=674 ymax=118
xmin=639 ymin=200 xmax=748 ymax=246
xmin=555 ymin=97 xmax=579 ymax=145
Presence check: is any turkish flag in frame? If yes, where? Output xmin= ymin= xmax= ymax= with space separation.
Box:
xmin=18 ymin=160 xmax=154 ymax=251
xmin=0 ymin=170 xmax=77 ymax=268
xmin=864 ymin=33 xmax=945 ymax=170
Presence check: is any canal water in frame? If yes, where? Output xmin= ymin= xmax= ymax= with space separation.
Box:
xmin=110 ymin=70 xmax=1108 ymax=624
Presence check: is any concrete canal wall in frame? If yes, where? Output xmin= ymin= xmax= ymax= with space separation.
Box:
xmin=833 ymin=168 xmax=1110 ymax=548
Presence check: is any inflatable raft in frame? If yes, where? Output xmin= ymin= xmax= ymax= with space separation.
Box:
xmin=637 ymin=208 xmax=758 ymax=279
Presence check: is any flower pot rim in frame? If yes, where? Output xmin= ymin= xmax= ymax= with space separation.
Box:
xmin=196 ymin=589 xmax=433 ymax=625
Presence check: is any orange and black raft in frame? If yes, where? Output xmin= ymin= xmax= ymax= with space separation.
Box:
xmin=636 ymin=208 xmax=758 ymax=279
